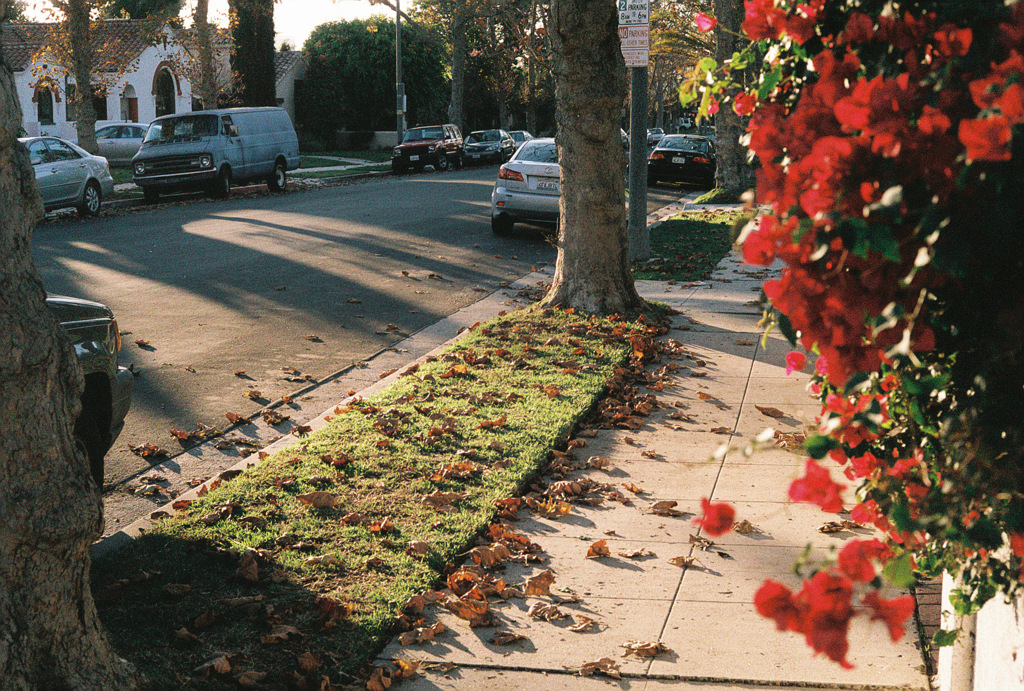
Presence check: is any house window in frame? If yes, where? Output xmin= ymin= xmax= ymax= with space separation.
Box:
xmin=37 ymin=88 xmax=54 ymax=125
xmin=155 ymin=69 xmax=176 ymax=117
xmin=93 ymin=91 xmax=108 ymax=120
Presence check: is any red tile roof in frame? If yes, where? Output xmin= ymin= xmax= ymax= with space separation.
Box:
xmin=2 ymin=19 xmax=157 ymax=73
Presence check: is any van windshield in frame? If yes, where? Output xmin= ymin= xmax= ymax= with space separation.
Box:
xmin=144 ymin=114 xmax=220 ymax=143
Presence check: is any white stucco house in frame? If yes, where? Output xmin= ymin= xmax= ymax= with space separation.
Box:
xmin=2 ymin=19 xmax=200 ymax=139
xmin=274 ymin=50 xmax=305 ymax=126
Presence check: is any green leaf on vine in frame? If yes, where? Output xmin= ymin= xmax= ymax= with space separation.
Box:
xmin=758 ymin=68 xmax=782 ymax=100
xmin=932 ymin=629 xmax=960 ymax=647
xmin=696 ymin=57 xmax=717 ymax=73
xmin=804 ymin=434 xmax=838 ymax=459
xmin=965 ymin=516 xmax=1004 ymax=550
xmin=882 ymin=552 xmax=916 ymax=588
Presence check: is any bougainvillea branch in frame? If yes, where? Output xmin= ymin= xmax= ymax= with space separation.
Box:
xmin=688 ymin=0 xmax=1024 ymax=667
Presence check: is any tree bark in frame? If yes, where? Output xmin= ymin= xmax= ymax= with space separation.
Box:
xmin=543 ymin=0 xmax=644 ymax=314
xmin=195 ymin=0 xmax=217 ymax=109
xmin=712 ymin=0 xmax=751 ymax=192
xmin=447 ymin=0 xmax=467 ymax=132
xmin=66 ymin=0 xmax=97 ymax=153
xmin=0 ymin=32 xmax=138 ymax=690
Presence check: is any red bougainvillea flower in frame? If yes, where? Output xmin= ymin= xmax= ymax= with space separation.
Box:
xmin=696 ymin=11 xmax=718 ymax=32
xmin=798 ymin=571 xmax=856 ymax=668
xmin=734 ymin=92 xmax=758 ymax=116
xmin=837 ymin=539 xmax=887 ymax=582
xmin=958 ymin=116 xmax=1013 ymax=161
xmin=696 ymin=497 xmax=736 ymax=536
xmin=755 ymin=579 xmax=803 ymax=632
xmin=708 ymin=98 xmax=720 ymax=115
xmin=1010 ymin=532 xmax=1024 ymax=557
xmin=862 ymin=591 xmax=915 ymax=641
xmin=932 ymin=23 xmax=973 ymax=58
xmin=785 ymin=351 xmax=807 ymax=375
xmin=789 ymin=459 xmax=846 ymax=512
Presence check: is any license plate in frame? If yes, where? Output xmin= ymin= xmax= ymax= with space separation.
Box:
xmin=537 ymin=180 xmax=559 ymax=191
xmin=672 ymin=157 xmax=686 ymax=164
xmin=410 ymin=155 xmax=419 ymax=161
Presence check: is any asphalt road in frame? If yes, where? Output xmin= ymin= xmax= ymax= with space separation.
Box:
xmin=31 ymin=166 xmax=694 ymax=489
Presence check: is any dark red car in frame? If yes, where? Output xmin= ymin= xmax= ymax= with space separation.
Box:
xmin=392 ymin=125 xmax=464 ymax=174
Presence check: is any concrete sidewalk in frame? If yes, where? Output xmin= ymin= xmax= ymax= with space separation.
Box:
xmin=374 ymin=253 xmax=932 ymax=689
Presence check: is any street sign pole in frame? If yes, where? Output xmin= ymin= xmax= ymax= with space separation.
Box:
xmin=619 ymin=0 xmax=650 ymax=261
xmin=628 ymin=66 xmax=649 ymax=261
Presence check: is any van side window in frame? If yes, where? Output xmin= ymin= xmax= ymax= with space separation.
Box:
xmin=221 ymin=116 xmax=234 ymax=136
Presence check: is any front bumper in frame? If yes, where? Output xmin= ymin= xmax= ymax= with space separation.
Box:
xmin=134 ymin=168 xmax=218 ymax=191
xmin=110 ymin=365 xmax=134 ymax=443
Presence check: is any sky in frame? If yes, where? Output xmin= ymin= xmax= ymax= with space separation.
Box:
xmin=194 ymin=0 xmax=379 ymax=50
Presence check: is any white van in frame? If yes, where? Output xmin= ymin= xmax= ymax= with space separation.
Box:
xmin=132 ymin=107 xmax=299 ymax=203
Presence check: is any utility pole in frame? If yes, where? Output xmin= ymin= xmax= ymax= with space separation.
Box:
xmin=396 ymin=0 xmax=405 ymax=142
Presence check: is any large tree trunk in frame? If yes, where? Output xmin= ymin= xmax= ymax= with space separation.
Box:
xmin=0 ymin=29 xmax=137 ymax=690
xmin=712 ymin=0 xmax=751 ymax=192
xmin=195 ymin=0 xmax=217 ymax=109
xmin=447 ymin=0 xmax=467 ymax=132
xmin=66 ymin=0 xmax=97 ymax=153
xmin=543 ymin=0 xmax=643 ymax=314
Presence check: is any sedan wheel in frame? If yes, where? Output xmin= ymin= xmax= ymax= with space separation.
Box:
xmin=78 ymin=180 xmax=102 ymax=216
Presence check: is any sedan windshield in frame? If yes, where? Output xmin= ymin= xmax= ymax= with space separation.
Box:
xmin=144 ymin=114 xmax=219 ymax=143
xmin=516 ymin=141 xmax=558 ymax=164
xmin=660 ymin=137 xmax=707 ymax=152
xmin=467 ymin=130 xmax=501 ymax=144
xmin=403 ymin=127 xmax=444 ymax=142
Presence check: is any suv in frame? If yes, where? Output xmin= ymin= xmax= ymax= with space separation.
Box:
xmin=392 ymin=125 xmax=463 ymax=174
xmin=47 ymin=295 xmax=134 ymax=488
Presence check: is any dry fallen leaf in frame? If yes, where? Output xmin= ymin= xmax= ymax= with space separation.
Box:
xmin=734 ymin=519 xmax=756 ymax=534
xmin=618 ymin=547 xmax=654 ymax=559
xmin=819 ymin=519 xmax=861 ymax=533
xmin=524 ymin=569 xmax=555 ymax=597
xmin=621 ymin=640 xmax=669 ymax=658
xmin=587 ymin=455 xmax=611 ymax=469
xmin=689 ymin=534 xmax=714 ymax=550
xmin=527 ymin=602 xmax=567 ymax=621
xmin=576 ymin=657 xmax=621 ymax=678
xmin=650 ymin=500 xmax=686 ymax=517
xmin=568 ymin=615 xmax=599 ymax=632
xmin=585 ymin=539 xmax=611 ymax=559
xmin=669 ymin=555 xmax=698 ymax=568
xmin=755 ymin=405 xmax=787 ymax=419
xmin=193 ymin=654 xmax=231 ymax=675
xmin=490 ymin=631 xmax=528 ymax=645
xmin=296 ymin=491 xmax=337 ymax=509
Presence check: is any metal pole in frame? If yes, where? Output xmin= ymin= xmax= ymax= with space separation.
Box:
xmin=396 ymin=0 xmax=405 ymax=142
xmin=628 ymin=65 xmax=649 ymax=261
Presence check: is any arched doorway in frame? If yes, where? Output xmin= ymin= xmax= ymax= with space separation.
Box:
xmin=154 ymin=69 xmax=176 ymax=117
xmin=121 ymin=84 xmax=139 ymax=122
xmin=36 ymin=88 xmax=54 ymax=125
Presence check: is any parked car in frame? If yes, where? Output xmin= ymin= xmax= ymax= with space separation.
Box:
xmin=490 ymin=137 xmax=560 ymax=235
xmin=464 ymin=129 xmax=516 ymax=165
xmin=647 ymin=128 xmax=665 ymax=146
xmin=392 ymin=124 xmax=463 ymax=173
xmin=508 ymin=130 xmax=534 ymax=149
xmin=47 ymin=294 xmax=134 ymax=488
xmin=647 ymin=134 xmax=717 ymax=188
xmin=94 ymin=123 xmax=147 ymax=167
xmin=19 ymin=135 xmax=114 ymax=216
xmin=132 ymin=107 xmax=300 ymax=203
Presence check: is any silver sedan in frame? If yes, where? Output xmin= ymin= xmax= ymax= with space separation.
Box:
xmin=19 ymin=136 xmax=115 ymax=216
xmin=490 ymin=138 xmax=560 ymax=235
xmin=95 ymin=123 xmax=147 ymax=167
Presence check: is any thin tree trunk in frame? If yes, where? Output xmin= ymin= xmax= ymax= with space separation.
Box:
xmin=0 ymin=29 xmax=137 ymax=690
xmin=196 ymin=0 xmax=217 ymax=109
xmin=713 ymin=0 xmax=749 ymax=192
xmin=67 ymin=0 xmax=97 ymax=153
xmin=543 ymin=0 xmax=643 ymax=314
xmin=447 ymin=0 xmax=467 ymax=132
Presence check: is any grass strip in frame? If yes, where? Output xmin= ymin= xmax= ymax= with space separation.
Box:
xmin=632 ymin=210 xmax=744 ymax=281
xmin=91 ymin=307 xmax=664 ymax=688
xmin=302 ymin=150 xmax=393 ymax=163
xmin=692 ymin=186 xmax=744 ymax=205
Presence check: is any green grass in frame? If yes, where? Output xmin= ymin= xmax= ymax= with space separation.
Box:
xmin=110 ymin=168 xmax=134 ymax=185
xmin=692 ymin=187 xmax=745 ymax=205
xmin=92 ymin=307 xmax=664 ymax=688
xmin=302 ymin=149 xmax=392 ymax=164
xmin=632 ymin=210 xmax=747 ymax=281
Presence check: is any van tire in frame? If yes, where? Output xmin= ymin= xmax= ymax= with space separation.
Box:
xmin=212 ymin=167 xmax=231 ymax=199
xmin=268 ymin=160 xmax=287 ymax=192
xmin=78 ymin=180 xmax=102 ymax=216
xmin=143 ymin=188 xmax=160 ymax=204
